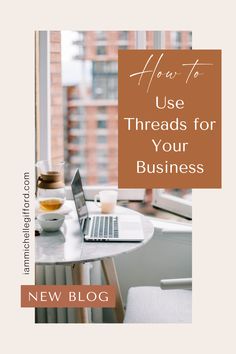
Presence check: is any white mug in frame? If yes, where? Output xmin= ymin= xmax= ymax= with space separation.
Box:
xmin=94 ymin=190 xmax=118 ymax=214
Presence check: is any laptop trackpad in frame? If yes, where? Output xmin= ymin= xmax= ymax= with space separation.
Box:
xmin=118 ymin=215 xmax=144 ymax=239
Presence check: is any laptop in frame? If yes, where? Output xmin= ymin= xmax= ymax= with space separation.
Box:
xmin=71 ymin=168 xmax=144 ymax=242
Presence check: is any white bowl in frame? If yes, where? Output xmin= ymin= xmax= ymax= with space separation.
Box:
xmin=37 ymin=213 xmax=65 ymax=232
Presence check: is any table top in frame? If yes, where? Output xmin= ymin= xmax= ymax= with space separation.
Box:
xmin=35 ymin=201 xmax=154 ymax=265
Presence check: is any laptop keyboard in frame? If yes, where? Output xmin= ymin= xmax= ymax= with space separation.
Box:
xmin=90 ymin=216 xmax=119 ymax=239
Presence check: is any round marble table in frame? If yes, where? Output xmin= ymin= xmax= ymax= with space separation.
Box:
xmin=35 ymin=201 xmax=154 ymax=265
xmin=35 ymin=200 xmax=154 ymax=323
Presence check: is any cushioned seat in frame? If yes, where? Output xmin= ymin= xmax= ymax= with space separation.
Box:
xmin=124 ymin=286 xmax=192 ymax=323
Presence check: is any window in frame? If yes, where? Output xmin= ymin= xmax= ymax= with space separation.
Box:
xmin=188 ymin=32 xmax=192 ymax=49
xmin=119 ymin=31 xmax=128 ymax=41
xmin=96 ymin=45 xmax=106 ymax=55
xmin=97 ymin=120 xmax=107 ymax=129
xmin=97 ymin=106 xmax=106 ymax=118
xmin=171 ymin=31 xmax=182 ymax=49
xmin=93 ymin=76 xmax=117 ymax=99
xmin=96 ymin=31 xmax=106 ymax=41
xmin=96 ymin=106 xmax=107 ymax=128
xmin=93 ymin=61 xmax=117 ymax=74
xmin=92 ymin=62 xmax=118 ymax=99
xmin=69 ymin=135 xmax=86 ymax=144
xmin=69 ymin=120 xmax=86 ymax=129
xmin=118 ymin=45 xmax=128 ymax=50
xmin=97 ymin=149 xmax=108 ymax=159
xmin=97 ymin=162 xmax=108 ymax=170
xmin=108 ymin=76 xmax=117 ymax=98
xmin=97 ymin=135 xmax=107 ymax=144
xmin=37 ymin=30 xmax=192 ymax=216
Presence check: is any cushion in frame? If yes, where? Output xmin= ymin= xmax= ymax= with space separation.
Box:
xmin=124 ymin=286 xmax=192 ymax=323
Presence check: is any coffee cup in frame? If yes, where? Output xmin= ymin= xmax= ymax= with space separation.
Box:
xmin=94 ymin=190 xmax=118 ymax=214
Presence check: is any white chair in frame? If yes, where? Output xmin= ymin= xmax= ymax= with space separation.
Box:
xmin=124 ymin=278 xmax=192 ymax=323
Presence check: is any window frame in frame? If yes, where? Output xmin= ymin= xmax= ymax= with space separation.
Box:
xmin=36 ymin=31 xmax=52 ymax=161
xmin=36 ymin=30 xmax=147 ymax=201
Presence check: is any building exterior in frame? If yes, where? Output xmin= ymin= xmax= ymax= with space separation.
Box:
xmin=62 ymin=31 xmax=192 ymax=184
xmin=50 ymin=31 xmax=64 ymax=161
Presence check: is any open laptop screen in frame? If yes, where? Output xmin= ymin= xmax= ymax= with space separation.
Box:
xmin=71 ymin=169 xmax=89 ymax=226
